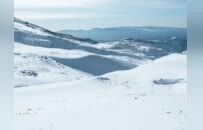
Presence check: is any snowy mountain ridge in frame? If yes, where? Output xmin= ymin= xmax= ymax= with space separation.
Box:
xmin=14 ymin=17 xmax=98 ymax=44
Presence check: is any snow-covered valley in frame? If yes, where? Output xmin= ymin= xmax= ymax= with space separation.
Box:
xmin=14 ymin=18 xmax=187 ymax=130
xmin=14 ymin=18 xmax=186 ymax=87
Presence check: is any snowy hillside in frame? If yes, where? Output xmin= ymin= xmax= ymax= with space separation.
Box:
xmin=14 ymin=18 xmax=187 ymax=87
xmin=14 ymin=42 xmax=91 ymax=87
xmin=15 ymin=53 xmax=187 ymax=130
xmin=14 ymin=17 xmax=97 ymax=44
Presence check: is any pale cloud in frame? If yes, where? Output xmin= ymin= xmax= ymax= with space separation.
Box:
xmin=126 ymin=0 xmax=186 ymax=9
xmin=15 ymin=11 xmax=95 ymax=19
xmin=14 ymin=0 xmax=112 ymax=9
xmin=15 ymin=0 xmax=186 ymax=9
xmin=14 ymin=0 xmax=187 ymax=30
xmin=14 ymin=0 xmax=101 ymax=20
xmin=15 ymin=0 xmax=86 ymax=9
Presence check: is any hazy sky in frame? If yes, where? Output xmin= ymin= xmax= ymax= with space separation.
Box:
xmin=15 ymin=0 xmax=187 ymax=31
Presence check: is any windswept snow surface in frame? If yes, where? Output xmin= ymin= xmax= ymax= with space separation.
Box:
xmin=15 ymin=53 xmax=187 ymax=130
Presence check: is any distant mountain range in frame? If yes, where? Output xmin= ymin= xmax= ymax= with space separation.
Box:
xmin=58 ymin=26 xmax=187 ymax=42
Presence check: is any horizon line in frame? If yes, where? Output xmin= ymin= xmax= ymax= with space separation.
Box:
xmin=57 ymin=26 xmax=187 ymax=32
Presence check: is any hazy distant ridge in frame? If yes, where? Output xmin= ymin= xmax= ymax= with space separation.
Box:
xmin=58 ymin=26 xmax=187 ymax=42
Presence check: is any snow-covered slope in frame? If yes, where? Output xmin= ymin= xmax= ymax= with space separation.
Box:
xmin=15 ymin=53 xmax=187 ymax=130
xmin=14 ymin=42 xmax=91 ymax=87
xmin=14 ymin=18 xmax=187 ymax=87
xmin=14 ymin=17 xmax=98 ymax=44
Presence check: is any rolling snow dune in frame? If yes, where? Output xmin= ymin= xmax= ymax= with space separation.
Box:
xmin=15 ymin=53 xmax=187 ymax=130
